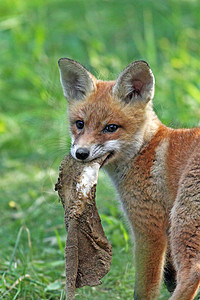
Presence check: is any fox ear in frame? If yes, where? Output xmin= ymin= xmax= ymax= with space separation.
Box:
xmin=58 ymin=58 xmax=95 ymax=102
xmin=113 ymin=60 xmax=155 ymax=104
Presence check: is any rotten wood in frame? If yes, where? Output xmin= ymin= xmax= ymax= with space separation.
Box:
xmin=55 ymin=154 xmax=112 ymax=299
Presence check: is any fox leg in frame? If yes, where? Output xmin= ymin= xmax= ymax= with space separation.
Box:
xmin=169 ymin=151 xmax=200 ymax=300
xmin=169 ymin=225 xmax=200 ymax=300
xmin=169 ymin=220 xmax=200 ymax=300
xmin=133 ymin=233 xmax=167 ymax=300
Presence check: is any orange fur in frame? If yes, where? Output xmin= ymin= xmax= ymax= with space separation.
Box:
xmin=167 ymin=128 xmax=200 ymax=198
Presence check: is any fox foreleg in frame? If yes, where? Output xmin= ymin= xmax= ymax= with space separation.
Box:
xmin=133 ymin=233 xmax=167 ymax=300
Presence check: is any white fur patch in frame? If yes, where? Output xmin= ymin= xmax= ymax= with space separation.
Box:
xmin=104 ymin=140 xmax=122 ymax=152
xmin=76 ymin=163 xmax=100 ymax=197
xmin=70 ymin=143 xmax=77 ymax=159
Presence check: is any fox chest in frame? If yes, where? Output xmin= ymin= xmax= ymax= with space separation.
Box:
xmin=107 ymin=143 xmax=172 ymax=235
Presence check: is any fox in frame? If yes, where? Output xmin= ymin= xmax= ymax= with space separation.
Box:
xmin=58 ymin=57 xmax=200 ymax=300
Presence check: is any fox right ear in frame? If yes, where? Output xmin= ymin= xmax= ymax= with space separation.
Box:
xmin=113 ymin=60 xmax=155 ymax=104
xmin=58 ymin=58 xmax=95 ymax=102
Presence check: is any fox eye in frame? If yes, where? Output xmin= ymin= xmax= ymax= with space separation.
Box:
xmin=104 ymin=124 xmax=119 ymax=133
xmin=76 ymin=120 xmax=84 ymax=130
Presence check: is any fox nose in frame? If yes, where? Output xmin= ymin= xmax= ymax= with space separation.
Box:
xmin=76 ymin=148 xmax=90 ymax=160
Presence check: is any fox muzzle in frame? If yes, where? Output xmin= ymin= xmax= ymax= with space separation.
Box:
xmin=75 ymin=147 xmax=90 ymax=160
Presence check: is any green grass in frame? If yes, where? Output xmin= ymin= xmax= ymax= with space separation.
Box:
xmin=0 ymin=0 xmax=200 ymax=299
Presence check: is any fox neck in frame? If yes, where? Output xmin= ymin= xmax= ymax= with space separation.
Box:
xmin=104 ymin=105 xmax=161 ymax=185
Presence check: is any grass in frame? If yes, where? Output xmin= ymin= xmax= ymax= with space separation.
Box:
xmin=0 ymin=0 xmax=200 ymax=299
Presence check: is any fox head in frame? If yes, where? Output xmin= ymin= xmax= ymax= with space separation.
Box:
xmin=58 ymin=58 xmax=156 ymax=164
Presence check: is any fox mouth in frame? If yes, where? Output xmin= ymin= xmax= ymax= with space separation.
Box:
xmin=101 ymin=151 xmax=115 ymax=166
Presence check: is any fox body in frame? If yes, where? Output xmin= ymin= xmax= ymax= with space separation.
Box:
xmin=58 ymin=58 xmax=200 ymax=300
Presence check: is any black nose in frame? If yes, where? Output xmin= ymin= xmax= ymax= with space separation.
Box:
xmin=76 ymin=148 xmax=90 ymax=160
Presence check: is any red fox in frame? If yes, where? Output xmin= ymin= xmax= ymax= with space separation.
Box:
xmin=58 ymin=58 xmax=200 ymax=300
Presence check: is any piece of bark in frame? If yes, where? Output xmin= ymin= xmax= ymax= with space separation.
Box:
xmin=55 ymin=154 xmax=112 ymax=300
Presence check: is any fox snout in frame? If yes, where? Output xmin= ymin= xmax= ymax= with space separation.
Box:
xmin=75 ymin=147 xmax=90 ymax=160
xmin=71 ymin=140 xmax=122 ymax=164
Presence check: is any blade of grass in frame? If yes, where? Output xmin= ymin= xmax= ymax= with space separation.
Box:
xmin=8 ymin=226 xmax=32 ymax=271
xmin=143 ymin=9 xmax=157 ymax=66
xmin=54 ymin=229 xmax=65 ymax=254
xmin=8 ymin=227 xmax=24 ymax=272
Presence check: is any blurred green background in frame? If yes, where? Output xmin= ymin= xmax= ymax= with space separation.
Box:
xmin=0 ymin=0 xmax=200 ymax=299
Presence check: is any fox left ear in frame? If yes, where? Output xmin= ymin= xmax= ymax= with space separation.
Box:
xmin=113 ymin=60 xmax=155 ymax=104
xmin=58 ymin=58 xmax=96 ymax=102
